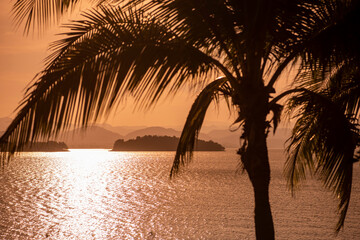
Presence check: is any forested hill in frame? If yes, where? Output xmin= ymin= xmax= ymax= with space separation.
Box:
xmin=20 ymin=141 xmax=69 ymax=152
xmin=111 ymin=135 xmax=225 ymax=151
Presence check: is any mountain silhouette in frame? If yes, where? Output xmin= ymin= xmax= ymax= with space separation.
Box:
xmin=206 ymin=128 xmax=290 ymax=148
xmin=96 ymin=123 xmax=146 ymax=136
xmin=0 ymin=117 xmax=289 ymax=149
xmin=57 ymin=126 xmax=123 ymax=148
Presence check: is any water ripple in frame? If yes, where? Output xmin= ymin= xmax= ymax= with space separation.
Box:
xmin=0 ymin=149 xmax=358 ymax=239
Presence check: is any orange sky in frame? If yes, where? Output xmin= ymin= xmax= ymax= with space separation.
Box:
xmin=0 ymin=1 xmax=292 ymax=130
xmin=0 ymin=1 xmax=239 ymax=129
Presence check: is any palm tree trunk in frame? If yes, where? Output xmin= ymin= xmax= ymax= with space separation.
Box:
xmin=245 ymin=124 xmax=274 ymax=240
xmin=251 ymin=151 xmax=274 ymax=240
xmin=239 ymin=94 xmax=275 ymax=240
xmin=244 ymin=123 xmax=274 ymax=239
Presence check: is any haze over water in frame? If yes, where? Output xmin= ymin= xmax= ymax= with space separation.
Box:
xmin=0 ymin=149 xmax=359 ymax=239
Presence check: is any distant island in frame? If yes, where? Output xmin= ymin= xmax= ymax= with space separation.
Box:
xmin=111 ymin=135 xmax=225 ymax=151
xmin=20 ymin=141 xmax=69 ymax=152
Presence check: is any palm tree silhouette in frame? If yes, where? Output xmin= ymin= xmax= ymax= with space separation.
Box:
xmin=2 ymin=1 xmax=360 ymax=239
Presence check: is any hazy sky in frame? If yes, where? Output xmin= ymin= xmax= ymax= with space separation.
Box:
xmin=0 ymin=1 xmax=293 ymax=129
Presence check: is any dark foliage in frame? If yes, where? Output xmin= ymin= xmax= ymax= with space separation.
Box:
xmin=112 ymin=135 xmax=225 ymax=151
xmin=21 ymin=141 xmax=68 ymax=152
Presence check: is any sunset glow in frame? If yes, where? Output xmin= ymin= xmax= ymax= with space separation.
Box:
xmin=1 ymin=1 xmax=359 ymax=239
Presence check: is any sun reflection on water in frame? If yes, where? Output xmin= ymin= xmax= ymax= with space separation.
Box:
xmin=53 ymin=149 xmax=127 ymax=238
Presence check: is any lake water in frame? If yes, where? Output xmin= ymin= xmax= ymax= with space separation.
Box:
xmin=0 ymin=149 xmax=359 ymax=239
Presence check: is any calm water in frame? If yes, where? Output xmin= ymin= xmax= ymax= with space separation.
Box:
xmin=0 ymin=149 xmax=359 ymax=239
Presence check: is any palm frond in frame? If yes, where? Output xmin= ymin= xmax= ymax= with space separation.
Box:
xmin=286 ymin=89 xmax=359 ymax=231
xmin=170 ymin=77 xmax=229 ymax=177
xmin=0 ymin=5 xmax=220 ymax=166
xmin=269 ymin=103 xmax=283 ymax=134
xmin=299 ymin=0 xmax=360 ymax=75
xmin=12 ymin=0 xmax=81 ymax=33
xmin=328 ymin=64 xmax=360 ymax=118
xmin=11 ymin=0 xmax=121 ymax=33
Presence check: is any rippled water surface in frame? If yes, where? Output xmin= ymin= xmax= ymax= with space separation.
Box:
xmin=0 ymin=149 xmax=359 ymax=239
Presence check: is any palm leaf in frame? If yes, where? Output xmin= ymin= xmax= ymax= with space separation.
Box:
xmin=170 ymin=77 xmax=229 ymax=177
xmin=0 ymin=5 xmax=224 ymax=166
xmin=299 ymin=0 xmax=360 ymax=75
xmin=12 ymin=0 xmax=79 ymax=33
xmin=286 ymin=89 xmax=358 ymax=231
xmin=11 ymin=0 xmax=117 ymax=33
